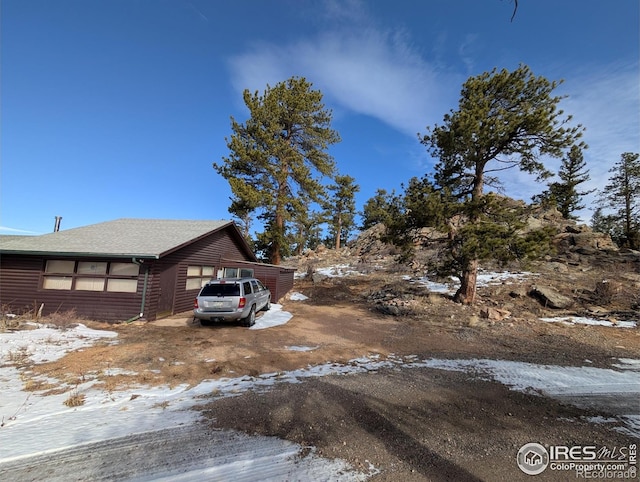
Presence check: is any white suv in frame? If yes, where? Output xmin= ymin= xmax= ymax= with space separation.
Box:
xmin=193 ymin=278 xmax=271 ymax=327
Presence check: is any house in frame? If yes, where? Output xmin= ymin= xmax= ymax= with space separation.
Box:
xmin=0 ymin=219 xmax=295 ymax=322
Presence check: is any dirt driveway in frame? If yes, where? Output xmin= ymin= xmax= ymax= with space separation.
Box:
xmin=23 ymin=276 xmax=640 ymax=481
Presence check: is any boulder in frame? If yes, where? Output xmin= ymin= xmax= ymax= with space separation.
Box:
xmin=480 ymin=307 xmax=512 ymax=321
xmin=529 ymin=285 xmax=573 ymax=309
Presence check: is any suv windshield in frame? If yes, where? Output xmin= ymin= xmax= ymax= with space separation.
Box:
xmin=200 ymin=283 xmax=241 ymax=297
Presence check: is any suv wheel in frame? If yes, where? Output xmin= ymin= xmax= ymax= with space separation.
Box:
xmin=262 ymin=297 xmax=271 ymax=311
xmin=242 ymin=306 xmax=256 ymax=327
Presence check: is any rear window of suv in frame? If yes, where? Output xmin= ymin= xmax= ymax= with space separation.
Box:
xmin=200 ymin=283 xmax=241 ymax=297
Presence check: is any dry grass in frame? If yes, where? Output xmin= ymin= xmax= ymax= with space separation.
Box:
xmin=63 ymin=389 xmax=85 ymax=407
xmin=43 ymin=309 xmax=81 ymax=330
xmin=22 ymin=378 xmax=58 ymax=392
xmin=6 ymin=346 xmax=33 ymax=367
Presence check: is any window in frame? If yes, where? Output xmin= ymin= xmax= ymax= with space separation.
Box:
xmin=43 ymin=260 xmax=74 ymax=290
xmin=222 ymin=267 xmax=254 ymax=278
xmin=42 ymin=276 xmax=73 ymax=290
xmin=75 ymin=278 xmax=105 ymax=291
xmin=77 ymin=262 xmax=107 ymax=275
xmin=110 ymin=262 xmax=140 ymax=276
xmin=186 ymin=265 xmax=214 ymax=290
xmin=42 ymin=260 xmax=139 ymax=292
xmin=106 ymin=263 xmax=139 ymax=292
xmin=107 ymin=278 xmax=138 ymax=293
xmin=75 ymin=262 xmax=107 ymax=291
xmin=45 ymin=260 xmax=75 ymax=273
xmin=251 ymin=280 xmax=266 ymax=292
xmin=200 ymin=282 xmax=240 ymax=297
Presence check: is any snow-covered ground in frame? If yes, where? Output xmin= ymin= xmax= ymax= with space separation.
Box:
xmin=296 ymin=264 xmax=361 ymax=279
xmin=1 ymin=268 xmax=638 ymax=479
xmin=0 ymin=316 xmax=373 ymax=481
xmin=407 ymin=270 xmax=537 ymax=293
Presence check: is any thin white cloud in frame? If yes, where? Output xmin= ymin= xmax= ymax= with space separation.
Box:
xmin=227 ymin=10 xmax=462 ymax=139
xmin=0 ymin=226 xmax=41 ymax=235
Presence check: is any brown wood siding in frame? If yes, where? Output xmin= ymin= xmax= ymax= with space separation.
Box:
xmin=151 ymin=228 xmax=253 ymax=318
xmin=276 ymin=267 xmax=295 ymax=301
xmin=0 ymin=254 xmax=145 ymax=322
xmin=219 ymin=260 xmax=295 ymax=302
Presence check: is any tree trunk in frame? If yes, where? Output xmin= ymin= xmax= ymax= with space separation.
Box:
xmin=335 ymin=213 xmax=342 ymax=250
xmin=454 ymin=259 xmax=478 ymax=304
xmin=272 ymin=210 xmax=283 ymax=265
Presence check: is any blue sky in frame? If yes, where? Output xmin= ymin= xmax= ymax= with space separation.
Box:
xmin=1 ymin=0 xmax=638 ymax=235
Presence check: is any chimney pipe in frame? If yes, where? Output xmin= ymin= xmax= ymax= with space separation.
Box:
xmin=54 ymin=216 xmax=62 ymax=232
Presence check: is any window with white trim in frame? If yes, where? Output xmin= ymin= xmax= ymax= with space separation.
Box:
xmin=42 ymin=260 xmax=139 ymax=292
xmin=222 ymin=267 xmax=254 ymax=278
xmin=43 ymin=260 xmax=74 ymax=290
xmin=186 ymin=265 xmax=214 ymax=290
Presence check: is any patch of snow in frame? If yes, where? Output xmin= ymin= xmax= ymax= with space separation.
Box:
xmin=289 ymin=292 xmax=309 ymax=301
xmin=415 ymin=357 xmax=640 ymax=437
xmin=286 ymin=345 xmax=319 ymax=352
xmin=407 ymin=270 xmax=535 ymax=294
xmin=0 ymin=323 xmax=117 ymax=365
xmin=476 ymin=271 xmax=536 ymax=286
xmin=613 ymin=358 xmax=640 ymax=370
xmin=250 ymin=304 xmax=292 ymax=330
xmin=415 ymin=358 xmax=640 ymax=396
xmin=405 ymin=275 xmax=453 ymax=293
xmin=316 ymin=264 xmax=360 ymax=277
xmin=540 ymin=316 xmax=637 ymax=329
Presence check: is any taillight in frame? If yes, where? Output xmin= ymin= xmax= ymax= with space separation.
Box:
xmin=238 ymin=297 xmax=246 ymax=308
xmin=194 ymin=298 xmax=199 ymax=309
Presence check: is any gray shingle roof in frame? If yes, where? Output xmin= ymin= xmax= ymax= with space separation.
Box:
xmin=0 ymin=219 xmax=234 ymax=258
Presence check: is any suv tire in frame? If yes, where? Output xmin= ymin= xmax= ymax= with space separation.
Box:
xmin=241 ymin=306 xmax=256 ymax=327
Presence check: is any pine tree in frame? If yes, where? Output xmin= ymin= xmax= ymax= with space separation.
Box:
xmin=324 ymin=175 xmax=360 ymax=249
xmin=361 ymin=189 xmax=395 ymax=230
xmin=596 ymin=152 xmax=640 ymax=249
xmin=420 ymin=65 xmax=585 ymax=304
xmin=534 ymin=145 xmax=594 ymax=219
xmin=214 ymin=77 xmax=340 ymax=264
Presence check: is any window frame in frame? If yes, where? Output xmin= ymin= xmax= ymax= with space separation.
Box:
xmin=42 ymin=259 xmax=140 ymax=293
xmin=222 ymin=267 xmax=254 ymax=279
xmin=185 ymin=265 xmax=215 ymax=291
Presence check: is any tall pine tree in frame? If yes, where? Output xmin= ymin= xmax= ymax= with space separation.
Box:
xmin=420 ymin=65 xmax=585 ymax=304
xmin=324 ymin=174 xmax=360 ymax=249
xmin=214 ymin=77 xmax=340 ymax=264
xmin=595 ymin=152 xmax=640 ymax=249
xmin=534 ymin=145 xmax=594 ymax=219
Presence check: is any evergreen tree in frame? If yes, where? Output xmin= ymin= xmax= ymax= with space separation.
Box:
xmin=420 ymin=65 xmax=584 ymax=304
xmin=361 ymin=189 xmax=395 ymax=230
xmin=292 ymin=206 xmax=324 ymax=255
xmin=590 ymin=207 xmax=624 ymax=245
xmin=324 ymin=174 xmax=360 ymax=249
xmin=383 ymin=176 xmax=455 ymax=261
xmin=214 ymin=77 xmax=340 ymax=264
xmin=534 ymin=145 xmax=594 ymax=219
xmin=596 ymin=152 xmax=640 ymax=249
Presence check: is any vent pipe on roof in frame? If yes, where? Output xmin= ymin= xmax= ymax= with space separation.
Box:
xmin=53 ymin=216 xmax=62 ymax=232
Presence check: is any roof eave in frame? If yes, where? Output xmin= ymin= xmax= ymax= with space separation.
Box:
xmin=0 ymin=250 xmax=160 ymax=259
